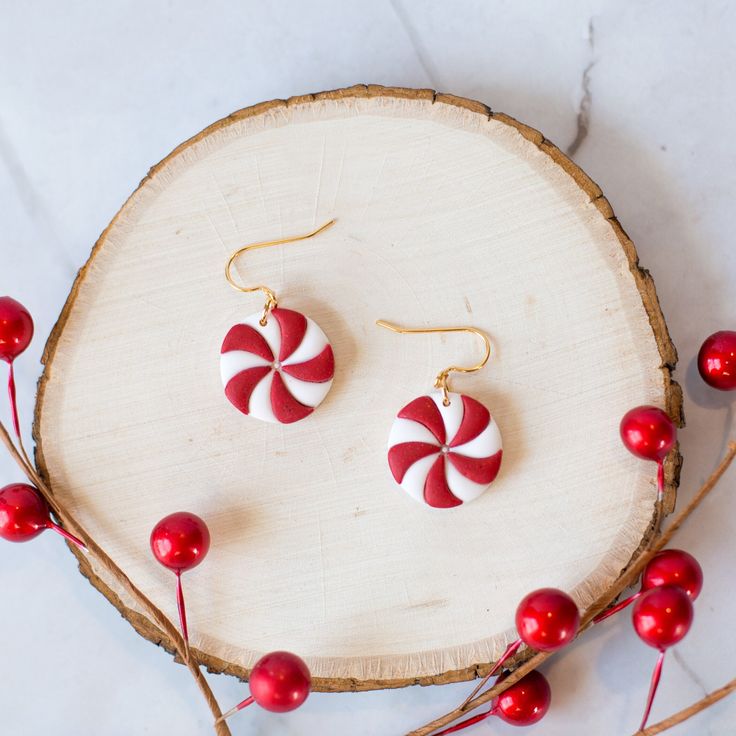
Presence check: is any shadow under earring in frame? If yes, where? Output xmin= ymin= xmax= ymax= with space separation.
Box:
xmin=221 ymin=220 xmax=336 ymax=424
xmin=376 ymin=320 xmax=502 ymax=509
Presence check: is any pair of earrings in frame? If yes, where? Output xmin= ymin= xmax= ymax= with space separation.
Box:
xmin=219 ymin=220 xmax=503 ymax=508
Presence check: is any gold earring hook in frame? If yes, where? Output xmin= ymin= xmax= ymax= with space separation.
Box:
xmin=225 ymin=219 xmax=336 ymax=325
xmin=375 ymin=320 xmax=491 ymax=406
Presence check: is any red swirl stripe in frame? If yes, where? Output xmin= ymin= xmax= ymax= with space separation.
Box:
xmin=449 ymin=395 xmax=491 ymax=447
xmin=282 ymin=345 xmax=335 ymax=383
xmin=398 ymin=396 xmax=446 ymax=444
xmin=220 ymin=323 xmax=273 ymax=361
xmin=447 ymin=449 xmax=503 ymax=484
xmin=424 ymin=455 xmax=462 ymax=508
xmin=272 ymin=308 xmax=308 ymax=362
xmin=271 ymin=372 xmax=313 ymax=423
xmin=223 ymin=366 xmax=271 ymax=415
xmin=388 ymin=442 xmax=440 ymax=483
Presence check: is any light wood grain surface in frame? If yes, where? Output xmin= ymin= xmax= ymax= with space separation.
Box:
xmin=34 ymin=87 xmax=679 ymax=690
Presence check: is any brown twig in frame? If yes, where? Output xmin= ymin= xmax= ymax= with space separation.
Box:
xmin=0 ymin=422 xmax=232 ymax=736
xmin=633 ymin=676 xmax=736 ymax=735
xmin=408 ymin=442 xmax=736 ymax=736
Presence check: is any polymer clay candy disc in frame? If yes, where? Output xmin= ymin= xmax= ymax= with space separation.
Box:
xmin=387 ymin=391 xmax=503 ymax=508
xmin=220 ymin=307 xmax=335 ymax=423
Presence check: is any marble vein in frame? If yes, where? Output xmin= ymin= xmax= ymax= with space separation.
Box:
xmin=567 ymin=17 xmax=596 ymax=157
xmin=389 ymin=0 xmax=441 ymax=89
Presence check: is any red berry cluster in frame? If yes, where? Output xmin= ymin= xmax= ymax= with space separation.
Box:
xmin=0 ymin=296 xmax=310 ymax=726
xmin=0 ymin=297 xmax=87 ymax=549
xmin=150 ymin=514 xmax=311 ymax=720
xmin=447 ymin=324 xmax=733 ymax=733
xmin=591 ymin=405 xmax=704 ymax=731
xmin=609 ymin=548 xmax=701 ymax=730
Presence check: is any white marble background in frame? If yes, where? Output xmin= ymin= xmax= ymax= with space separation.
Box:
xmin=1 ymin=1 xmax=735 ymax=734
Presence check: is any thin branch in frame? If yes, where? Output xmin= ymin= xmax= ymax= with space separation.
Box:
xmin=633 ymin=676 xmax=736 ymax=735
xmin=0 ymin=422 xmax=232 ymax=736
xmin=408 ymin=442 xmax=736 ymax=736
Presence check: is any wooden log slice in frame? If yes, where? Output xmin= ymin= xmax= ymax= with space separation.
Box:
xmin=33 ymin=85 xmax=682 ymax=691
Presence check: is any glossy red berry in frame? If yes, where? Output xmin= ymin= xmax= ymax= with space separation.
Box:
xmin=698 ymin=330 xmax=736 ymax=391
xmin=632 ymin=585 xmax=693 ymax=650
xmin=642 ymin=550 xmax=703 ymax=601
xmin=150 ymin=512 xmax=210 ymax=571
xmin=250 ymin=651 xmax=311 ymax=713
xmin=0 ymin=483 xmax=49 ymax=542
xmin=620 ymin=406 xmax=676 ymax=462
xmin=515 ymin=588 xmax=580 ymax=652
xmin=494 ymin=669 xmax=551 ymax=726
xmin=0 ymin=297 xmax=34 ymax=362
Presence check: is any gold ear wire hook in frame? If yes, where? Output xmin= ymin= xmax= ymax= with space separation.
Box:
xmin=225 ymin=219 xmax=336 ymax=325
xmin=375 ymin=320 xmax=491 ymax=406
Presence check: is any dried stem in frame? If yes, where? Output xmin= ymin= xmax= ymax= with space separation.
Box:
xmin=633 ymin=676 xmax=736 ymax=735
xmin=0 ymin=422 xmax=231 ymax=736
xmin=408 ymin=442 xmax=736 ymax=736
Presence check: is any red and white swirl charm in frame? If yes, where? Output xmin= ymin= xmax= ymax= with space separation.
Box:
xmin=387 ymin=391 xmax=502 ymax=508
xmin=220 ymin=308 xmax=334 ymax=424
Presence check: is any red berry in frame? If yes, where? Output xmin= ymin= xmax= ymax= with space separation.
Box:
xmin=494 ymin=669 xmax=551 ymax=726
xmin=515 ymin=588 xmax=580 ymax=652
xmin=0 ymin=483 xmax=49 ymax=542
xmin=620 ymin=406 xmax=676 ymax=462
xmin=150 ymin=512 xmax=210 ymax=572
xmin=632 ymin=585 xmax=693 ymax=650
xmin=250 ymin=651 xmax=311 ymax=713
xmin=0 ymin=297 xmax=33 ymax=362
xmin=698 ymin=330 xmax=736 ymax=391
xmin=642 ymin=550 xmax=703 ymax=601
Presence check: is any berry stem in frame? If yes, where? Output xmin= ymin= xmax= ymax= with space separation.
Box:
xmin=47 ymin=520 xmax=87 ymax=550
xmin=640 ymin=649 xmax=666 ymax=730
xmin=458 ymin=639 xmax=522 ymax=709
xmin=633 ymin=675 xmax=736 ymax=735
xmin=216 ymin=695 xmax=255 ymax=724
xmin=431 ymin=707 xmax=494 ymax=736
xmin=176 ymin=570 xmax=190 ymax=659
xmin=7 ymin=361 xmax=20 ymax=438
xmin=593 ymin=591 xmax=641 ymax=624
xmin=5 ymin=362 xmax=39 ymax=483
xmin=657 ymin=460 xmax=664 ymax=498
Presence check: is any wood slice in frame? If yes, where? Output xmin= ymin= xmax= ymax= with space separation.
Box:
xmin=34 ymin=85 xmax=682 ymax=691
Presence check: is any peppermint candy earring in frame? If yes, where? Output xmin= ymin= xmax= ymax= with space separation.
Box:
xmin=376 ymin=320 xmax=503 ymax=509
xmin=221 ymin=221 xmax=336 ymax=424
